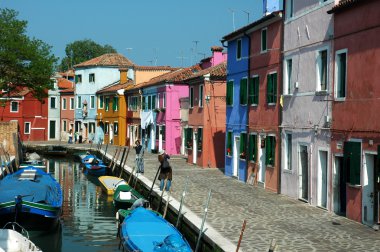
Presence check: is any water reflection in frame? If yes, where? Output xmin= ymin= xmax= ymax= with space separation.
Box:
xmin=31 ymin=158 xmax=119 ymax=252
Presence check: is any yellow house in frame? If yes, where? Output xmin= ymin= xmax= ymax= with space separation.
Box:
xmin=96 ymin=78 xmax=130 ymax=146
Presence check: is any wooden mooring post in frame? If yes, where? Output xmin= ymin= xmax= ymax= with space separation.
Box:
xmin=236 ymin=219 xmax=246 ymax=252
xmin=176 ymin=176 xmax=189 ymax=228
xmin=195 ymin=189 xmax=212 ymax=252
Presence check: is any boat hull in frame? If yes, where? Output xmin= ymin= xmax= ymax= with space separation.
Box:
xmin=98 ymin=176 xmax=126 ymax=195
xmin=113 ymin=185 xmax=144 ymax=210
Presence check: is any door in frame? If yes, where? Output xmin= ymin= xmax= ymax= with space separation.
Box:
xmin=318 ymin=150 xmax=328 ymax=208
xmin=299 ymin=145 xmax=309 ymax=201
xmin=233 ymin=136 xmax=240 ymax=177
xmin=193 ymin=130 xmax=197 ymax=164
xmin=49 ymin=120 xmax=56 ymax=139
xmin=159 ymin=125 xmax=163 ymax=151
xmin=333 ymin=156 xmax=346 ymax=215
xmin=258 ymin=136 xmax=266 ymax=184
xmin=363 ymin=154 xmax=375 ymax=226
xmin=109 ymin=124 xmax=114 ymax=144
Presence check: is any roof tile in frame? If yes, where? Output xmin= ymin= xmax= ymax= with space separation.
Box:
xmin=74 ymin=53 xmax=134 ymax=68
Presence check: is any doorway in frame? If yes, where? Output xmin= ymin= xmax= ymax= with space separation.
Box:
xmin=49 ymin=120 xmax=56 ymax=139
xmin=318 ymin=150 xmax=328 ymax=208
xmin=258 ymin=135 xmax=266 ymax=184
xmin=233 ymin=136 xmax=240 ymax=177
xmin=333 ymin=156 xmax=346 ymax=215
xmin=363 ymin=153 xmax=375 ymax=226
xmin=299 ymin=145 xmax=309 ymax=201
xmin=159 ymin=125 xmax=163 ymax=152
xmin=193 ymin=130 xmax=198 ymax=164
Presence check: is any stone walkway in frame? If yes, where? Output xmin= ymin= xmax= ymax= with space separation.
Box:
xmin=25 ymin=142 xmax=380 ymax=251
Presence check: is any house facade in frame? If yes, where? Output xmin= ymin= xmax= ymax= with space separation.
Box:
xmin=74 ymin=53 xmax=133 ymax=143
xmin=281 ymin=0 xmax=334 ymax=208
xmin=246 ymin=12 xmax=283 ymax=193
xmin=48 ymin=75 xmax=61 ymax=141
xmin=222 ymin=20 xmax=251 ymax=182
xmin=328 ymin=0 xmax=380 ymax=225
xmin=59 ymin=80 xmax=75 ymax=141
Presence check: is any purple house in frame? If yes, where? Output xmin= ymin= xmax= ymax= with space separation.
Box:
xmin=135 ymin=66 xmax=201 ymax=155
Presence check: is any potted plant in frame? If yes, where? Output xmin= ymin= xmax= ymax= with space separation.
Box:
xmin=153 ymin=108 xmax=160 ymax=113
xmin=226 ymin=148 xmax=231 ymax=156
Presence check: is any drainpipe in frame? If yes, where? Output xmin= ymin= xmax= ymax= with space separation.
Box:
xmin=243 ymin=32 xmax=251 ymax=182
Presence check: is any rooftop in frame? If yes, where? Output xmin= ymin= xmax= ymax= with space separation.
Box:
xmin=74 ymin=53 xmax=134 ymax=68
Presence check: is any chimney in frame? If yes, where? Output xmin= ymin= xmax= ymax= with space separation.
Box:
xmin=211 ymin=46 xmax=225 ymax=66
xmin=119 ymin=68 xmax=128 ymax=83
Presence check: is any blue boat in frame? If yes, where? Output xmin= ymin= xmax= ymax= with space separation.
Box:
xmin=0 ymin=167 xmax=63 ymax=230
xmin=81 ymin=154 xmax=107 ymax=176
xmin=120 ymin=207 xmax=192 ymax=252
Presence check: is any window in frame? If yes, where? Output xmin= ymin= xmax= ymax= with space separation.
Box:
xmin=236 ymin=39 xmax=242 ymax=60
xmin=240 ymin=132 xmax=247 ymax=160
xmin=261 ymin=28 xmax=267 ymax=52
xmin=190 ymin=87 xmax=194 ymax=108
xmin=249 ymin=76 xmax=259 ymax=105
xmin=50 ymin=97 xmax=56 ymax=109
xmin=226 ymin=81 xmax=234 ymax=106
xmin=265 ymin=136 xmax=276 ymax=166
xmin=89 ymin=73 xmax=95 ymax=83
xmin=286 ymin=0 xmax=294 ymax=19
xmin=185 ymin=128 xmax=193 ymax=149
xmin=285 ymin=133 xmax=292 ymax=170
xmin=197 ymin=128 xmax=203 ymax=151
xmin=199 ymin=85 xmax=204 ymax=107
xmin=142 ymin=97 xmax=147 ymax=110
xmin=70 ymin=98 xmax=74 ymax=110
xmin=90 ymin=96 xmax=95 ymax=109
xmin=10 ymin=101 xmax=18 ymax=112
xmin=105 ymin=97 xmax=110 ymax=111
xmin=75 ymin=74 xmax=82 ymax=83
xmin=89 ymin=122 xmax=95 ymax=134
xmin=77 ymin=96 xmax=82 ymax=109
xmin=105 ymin=122 xmax=109 ymax=134
xmin=248 ymin=134 xmax=257 ymax=162
xmin=114 ymin=122 xmax=118 ymax=135
xmin=163 ymin=93 xmax=166 ymax=108
xmin=335 ymin=50 xmax=347 ymax=99
xmin=317 ymin=49 xmax=328 ymax=91
xmin=344 ymin=141 xmax=361 ymax=185
xmin=240 ymin=78 xmax=248 ymax=105
xmin=62 ymin=120 xmax=67 ymax=132
xmin=267 ymin=73 xmax=277 ymax=104
xmin=226 ymin=131 xmax=232 ymax=156
xmin=113 ymin=96 xmax=119 ymax=111
xmin=99 ymin=96 xmax=104 ymax=109
xmin=128 ymin=96 xmax=139 ymax=111
xmin=148 ymin=96 xmax=152 ymax=110
xmin=152 ymin=95 xmax=156 ymax=110
xmin=162 ymin=125 xmax=166 ymax=141
xmin=24 ymin=122 xmax=31 ymax=134
xmin=284 ymin=58 xmax=293 ymax=95
xmin=62 ymin=98 xmax=67 ymax=110
xmin=157 ymin=94 xmax=160 ymax=108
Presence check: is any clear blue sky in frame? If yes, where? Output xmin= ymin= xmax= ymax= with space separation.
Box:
xmin=1 ymin=0 xmax=267 ymax=67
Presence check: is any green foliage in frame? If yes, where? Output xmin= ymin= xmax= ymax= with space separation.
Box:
xmin=59 ymin=39 xmax=117 ymax=71
xmin=0 ymin=8 xmax=57 ymax=100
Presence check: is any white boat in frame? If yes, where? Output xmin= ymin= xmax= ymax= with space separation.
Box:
xmin=0 ymin=222 xmax=41 ymax=252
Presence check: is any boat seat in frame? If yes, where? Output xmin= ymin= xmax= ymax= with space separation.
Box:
xmin=19 ymin=169 xmax=37 ymax=180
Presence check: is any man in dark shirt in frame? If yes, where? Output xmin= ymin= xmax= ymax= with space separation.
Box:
xmin=134 ymin=140 xmax=144 ymax=173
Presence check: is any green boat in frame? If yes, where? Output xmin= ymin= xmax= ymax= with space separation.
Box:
xmin=113 ymin=184 xmax=144 ymax=209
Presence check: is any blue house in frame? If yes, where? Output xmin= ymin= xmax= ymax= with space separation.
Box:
xmin=221 ymin=27 xmax=250 ymax=182
xmin=140 ymin=85 xmax=159 ymax=153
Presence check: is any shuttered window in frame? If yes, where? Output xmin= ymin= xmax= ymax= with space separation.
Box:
xmin=226 ymin=81 xmax=234 ymax=106
xmin=265 ymin=136 xmax=276 ymax=166
xmin=185 ymin=128 xmax=193 ymax=149
xmin=197 ymin=128 xmax=203 ymax=151
xmin=267 ymin=73 xmax=277 ymax=104
xmin=249 ymin=134 xmax=257 ymax=162
xmin=249 ymin=76 xmax=259 ymax=105
xmin=240 ymin=79 xmax=248 ymax=105
xmin=226 ymin=131 xmax=232 ymax=156
xmin=240 ymin=133 xmax=247 ymax=159
xmin=112 ymin=96 xmax=118 ymax=111
xmin=152 ymin=95 xmax=156 ymax=110
xmin=344 ymin=141 xmax=361 ymax=185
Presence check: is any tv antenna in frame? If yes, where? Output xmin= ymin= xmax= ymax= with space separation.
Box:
xmin=242 ymin=10 xmax=250 ymax=24
xmin=176 ymin=50 xmax=188 ymax=67
xmin=228 ymin=8 xmax=236 ymax=31
xmin=198 ymin=52 xmax=206 ymax=59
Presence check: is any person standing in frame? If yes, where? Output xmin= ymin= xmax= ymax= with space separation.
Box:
xmin=158 ymin=150 xmax=172 ymax=191
xmin=134 ymin=140 xmax=144 ymax=173
xmin=68 ymin=129 xmax=73 ymax=144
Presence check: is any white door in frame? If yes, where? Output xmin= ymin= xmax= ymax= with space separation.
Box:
xmin=181 ymin=128 xmax=185 ymax=155
xmin=159 ymin=125 xmax=163 ymax=151
xmin=233 ymin=136 xmax=240 ymax=177
xmin=193 ymin=131 xmax=197 ymax=164
xmin=363 ymin=154 xmax=375 ymax=226
xmin=150 ymin=126 xmax=155 ymax=150
xmin=258 ymin=136 xmax=266 ymax=183
xmin=318 ymin=150 xmax=328 ymax=208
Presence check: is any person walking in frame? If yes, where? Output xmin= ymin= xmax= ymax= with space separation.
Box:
xmin=134 ymin=140 xmax=144 ymax=173
xmin=68 ymin=129 xmax=73 ymax=144
xmin=158 ymin=150 xmax=172 ymax=191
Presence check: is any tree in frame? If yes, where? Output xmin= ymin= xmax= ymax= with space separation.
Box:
xmin=0 ymin=8 xmax=57 ymax=100
xmin=59 ymin=39 xmax=117 ymax=71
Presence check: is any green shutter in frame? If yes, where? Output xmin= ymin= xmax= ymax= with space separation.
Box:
xmin=254 ymin=77 xmax=259 ymax=105
xmin=227 ymin=131 xmax=232 ymax=155
xmin=227 ymin=81 xmax=233 ymax=106
xmin=152 ymin=96 xmax=156 ymax=109
xmin=339 ymin=53 xmax=346 ymax=98
xmin=273 ymin=73 xmax=277 ymax=103
xmin=249 ymin=134 xmax=257 ymax=162
xmin=240 ymin=79 xmax=247 ymax=105
xmin=267 ymin=74 xmax=272 ymax=104
xmin=148 ymin=96 xmax=152 ymax=110
xmin=344 ymin=141 xmax=361 ymax=185
xmin=198 ymin=128 xmax=202 ymax=150
xmin=112 ymin=97 xmax=117 ymax=111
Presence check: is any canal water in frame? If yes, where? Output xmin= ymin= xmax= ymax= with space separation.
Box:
xmin=29 ymin=158 xmax=119 ymax=252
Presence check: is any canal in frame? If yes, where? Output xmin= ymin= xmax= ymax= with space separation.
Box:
xmin=30 ymin=157 xmax=119 ymax=252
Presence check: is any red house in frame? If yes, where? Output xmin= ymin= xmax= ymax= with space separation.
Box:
xmin=0 ymin=88 xmax=48 ymax=141
xmin=328 ymin=0 xmax=380 ymax=225
xmin=246 ymin=12 xmax=283 ymax=193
